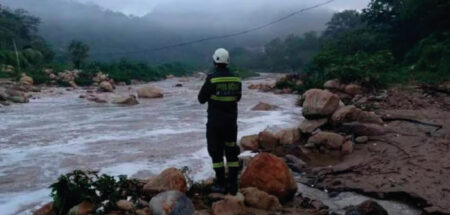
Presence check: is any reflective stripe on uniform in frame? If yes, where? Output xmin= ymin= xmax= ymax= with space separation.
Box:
xmin=212 ymin=162 xmax=224 ymax=169
xmin=210 ymin=95 xmax=237 ymax=102
xmin=225 ymin=142 xmax=236 ymax=147
xmin=210 ymin=77 xmax=241 ymax=84
xmin=228 ymin=161 xmax=239 ymax=167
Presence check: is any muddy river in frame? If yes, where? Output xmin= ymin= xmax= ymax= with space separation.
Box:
xmin=0 ymin=74 xmax=421 ymax=215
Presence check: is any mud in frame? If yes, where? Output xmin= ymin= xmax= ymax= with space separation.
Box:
xmin=305 ymin=87 xmax=450 ymax=214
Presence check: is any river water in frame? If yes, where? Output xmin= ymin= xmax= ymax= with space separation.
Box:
xmin=0 ymin=74 xmax=302 ymax=214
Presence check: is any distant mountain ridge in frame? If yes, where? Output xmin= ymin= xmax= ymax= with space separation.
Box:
xmin=1 ymin=0 xmax=332 ymax=64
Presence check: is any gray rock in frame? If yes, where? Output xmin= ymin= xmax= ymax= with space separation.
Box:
xmin=149 ymin=190 xmax=194 ymax=215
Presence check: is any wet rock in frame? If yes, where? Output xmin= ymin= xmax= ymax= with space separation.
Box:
xmin=137 ymin=86 xmax=164 ymax=99
xmin=239 ymin=135 xmax=259 ymax=151
xmin=8 ymin=95 xmax=29 ymax=103
xmin=136 ymin=208 xmax=151 ymax=215
xmin=20 ymin=73 xmax=34 ymax=85
xmin=258 ymin=131 xmax=279 ymax=151
xmin=323 ymin=79 xmax=340 ymax=89
xmin=212 ymin=194 xmax=246 ymax=215
xmin=276 ymin=128 xmax=301 ymax=145
xmin=341 ymin=123 xmax=388 ymax=136
xmin=68 ymin=201 xmax=94 ymax=215
xmin=299 ymin=118 xmax=328 ymax=133
xmin=331 ymin=105 xmax=362 ymax=124
xmin=116 ymin=200 xmax=134 ymax=211
xmin=355 ymin=136 xmax=369 ymax=143
xmin=86 ymin=94 xmax=108 ymax=103
xmin=241 ymin=187 xmax=280 ymax=211
xmin=356 ymin=111 xmax=383 ymax=124
xmin=341 ymin=140 xmax=354 ymax=155
xmin=240 ymin=153 xmax=297 ymax=202
xmin=149 ymin=190 xmax=195 ymax=215
xmin=344 ymin=84 xmax=363 ymax=96
xmin=345 ymin=200 xmax=388 ymax=215
xmin=284 ymin=154 xmax=307 ymax=172
xmin=251 ymin=102 xmax=278 ymax=111
xmin=302 ymin=89 xmax=340 ymax=119
xmin=112 ymin=95 xmax=139 ymax=105
xmin=307 ymin=132 xmax=345 ymax=150
xmin=175 ymin=83 xmax=183 ymax=87
xmin=33 ymin=202 xmax=55 ymax=215
xmin=99 ymin=81 xmax=114 ymax=92
xmin=248 ymin=82 xmax=275 ymax=92
xmin=143 ymin=168 xmax=187 ymax=196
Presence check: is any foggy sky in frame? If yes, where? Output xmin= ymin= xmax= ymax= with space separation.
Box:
xmin=74 ymin=0 xmax=371 ymax=17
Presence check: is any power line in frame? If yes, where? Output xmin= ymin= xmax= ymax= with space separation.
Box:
xmin=94 ymin=0 xmax=336 ymax=56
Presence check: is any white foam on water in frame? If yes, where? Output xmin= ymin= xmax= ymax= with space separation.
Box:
xmin=0 ymin=77 xmax=302 ymax=213
xmin=0 ymin=188 xmax=51 ymax=215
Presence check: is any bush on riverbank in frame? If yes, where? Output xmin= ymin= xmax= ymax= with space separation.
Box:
xmin=50 ymin=170 xmax=142 ymax=215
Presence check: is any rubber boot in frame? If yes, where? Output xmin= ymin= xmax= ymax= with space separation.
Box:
xmin=210 ymin=167 xmax=226 ymax=194
xmin=227 ymin=167 xmax=239 ymax=195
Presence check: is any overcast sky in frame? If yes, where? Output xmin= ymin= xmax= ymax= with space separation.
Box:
xmin=74 ymin=0 xmax=371 ymax=17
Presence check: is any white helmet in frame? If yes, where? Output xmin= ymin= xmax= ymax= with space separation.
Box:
xmin=212 ymin=48 xmax=230 ymax=64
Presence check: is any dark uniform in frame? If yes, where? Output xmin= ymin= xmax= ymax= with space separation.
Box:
xmin=198 ymin=66 xmax=242 ymax=194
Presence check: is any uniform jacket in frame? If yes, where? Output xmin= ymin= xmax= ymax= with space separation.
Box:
xmin=198 ymin=67 xmax=242 ymax=126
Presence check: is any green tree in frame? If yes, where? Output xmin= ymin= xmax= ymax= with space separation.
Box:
xmin=323 ymin=10 xmax=364 ymax=38
xmin=68 ymin=41 xmax=89 ymax=69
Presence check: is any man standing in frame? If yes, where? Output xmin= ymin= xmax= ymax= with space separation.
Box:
xmin=198 ymin=48 xmax=242 ymax=195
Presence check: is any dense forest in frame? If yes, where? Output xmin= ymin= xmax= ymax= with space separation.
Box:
xmin=270 ymin=0 xmax=450 ymax=92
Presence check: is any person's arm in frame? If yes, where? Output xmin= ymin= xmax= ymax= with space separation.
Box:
xmin=198 ymin=76 xmax=211 ymax=104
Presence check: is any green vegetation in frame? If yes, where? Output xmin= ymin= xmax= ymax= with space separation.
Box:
xmin=50 ymin=170 xmax=141 ymax=215
xmin=271 ymin=0 xmax=450 ymax=93
xmin=68 ymin=41 xmax=89 ymax=69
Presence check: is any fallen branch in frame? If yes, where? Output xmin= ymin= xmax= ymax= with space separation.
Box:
xmin=381 ymin=116 xmax=443 ymax=130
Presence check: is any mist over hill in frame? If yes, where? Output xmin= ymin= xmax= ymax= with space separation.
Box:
xmin=1 ymin=0 xmax=335 ymax=64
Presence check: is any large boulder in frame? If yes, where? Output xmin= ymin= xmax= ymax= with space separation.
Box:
xmin=332 ymin=106 xmax=383 ymax=124
xmin=149 ymin=190 xmax=195 ymax=215
xmin=357 ymin=111 xmax=383 ymax=124
xmin=143 ymin=168 xmax=187 ymax=196
xmin=241 ymin=187 xmax=280 ymax=211
xmin=212 ymin=194 xmax=246 ymax=215
xmin=251 ymin=102 xmax=278 ymax=111
xmin=99 ymin=81 xmax=114 ymax=92
xmin=258 ymin=131 xmax=279 ymax=151
xmin=302 ymin=89 xmax=340 ymax=119
xmin=276 ymin=128 xmax=301 ymax=145
xmin=299 ymin=118 xmax=328 ymax=133
xmin=331 ymin=105 xmax=362 ymax=124
xmin=239 ymin=135 xmax=259 ymax=151
xmin=307 ymin=132 xmax=345 ymax=150
xmin=20 ymin=73 xmax=34 ymax=85
xmin=112 ymin=95 xmax=139 ymax=106
xmin=240 ymin=153 xmax=297 ymax=202
xmin=137 ymin=86 xmax=164 ymax=99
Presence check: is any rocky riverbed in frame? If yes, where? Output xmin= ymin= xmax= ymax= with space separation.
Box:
xmin=0 ymin=74 xmax=301 ymax=214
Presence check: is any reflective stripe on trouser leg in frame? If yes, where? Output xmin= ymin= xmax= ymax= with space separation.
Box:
xmin=228 ymin=161 xmax=239 ymax=168
xmin=225 ymin=142 xmax=236 ymax=147
xmin=212 ymin=162 xmax=224 ymax=169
